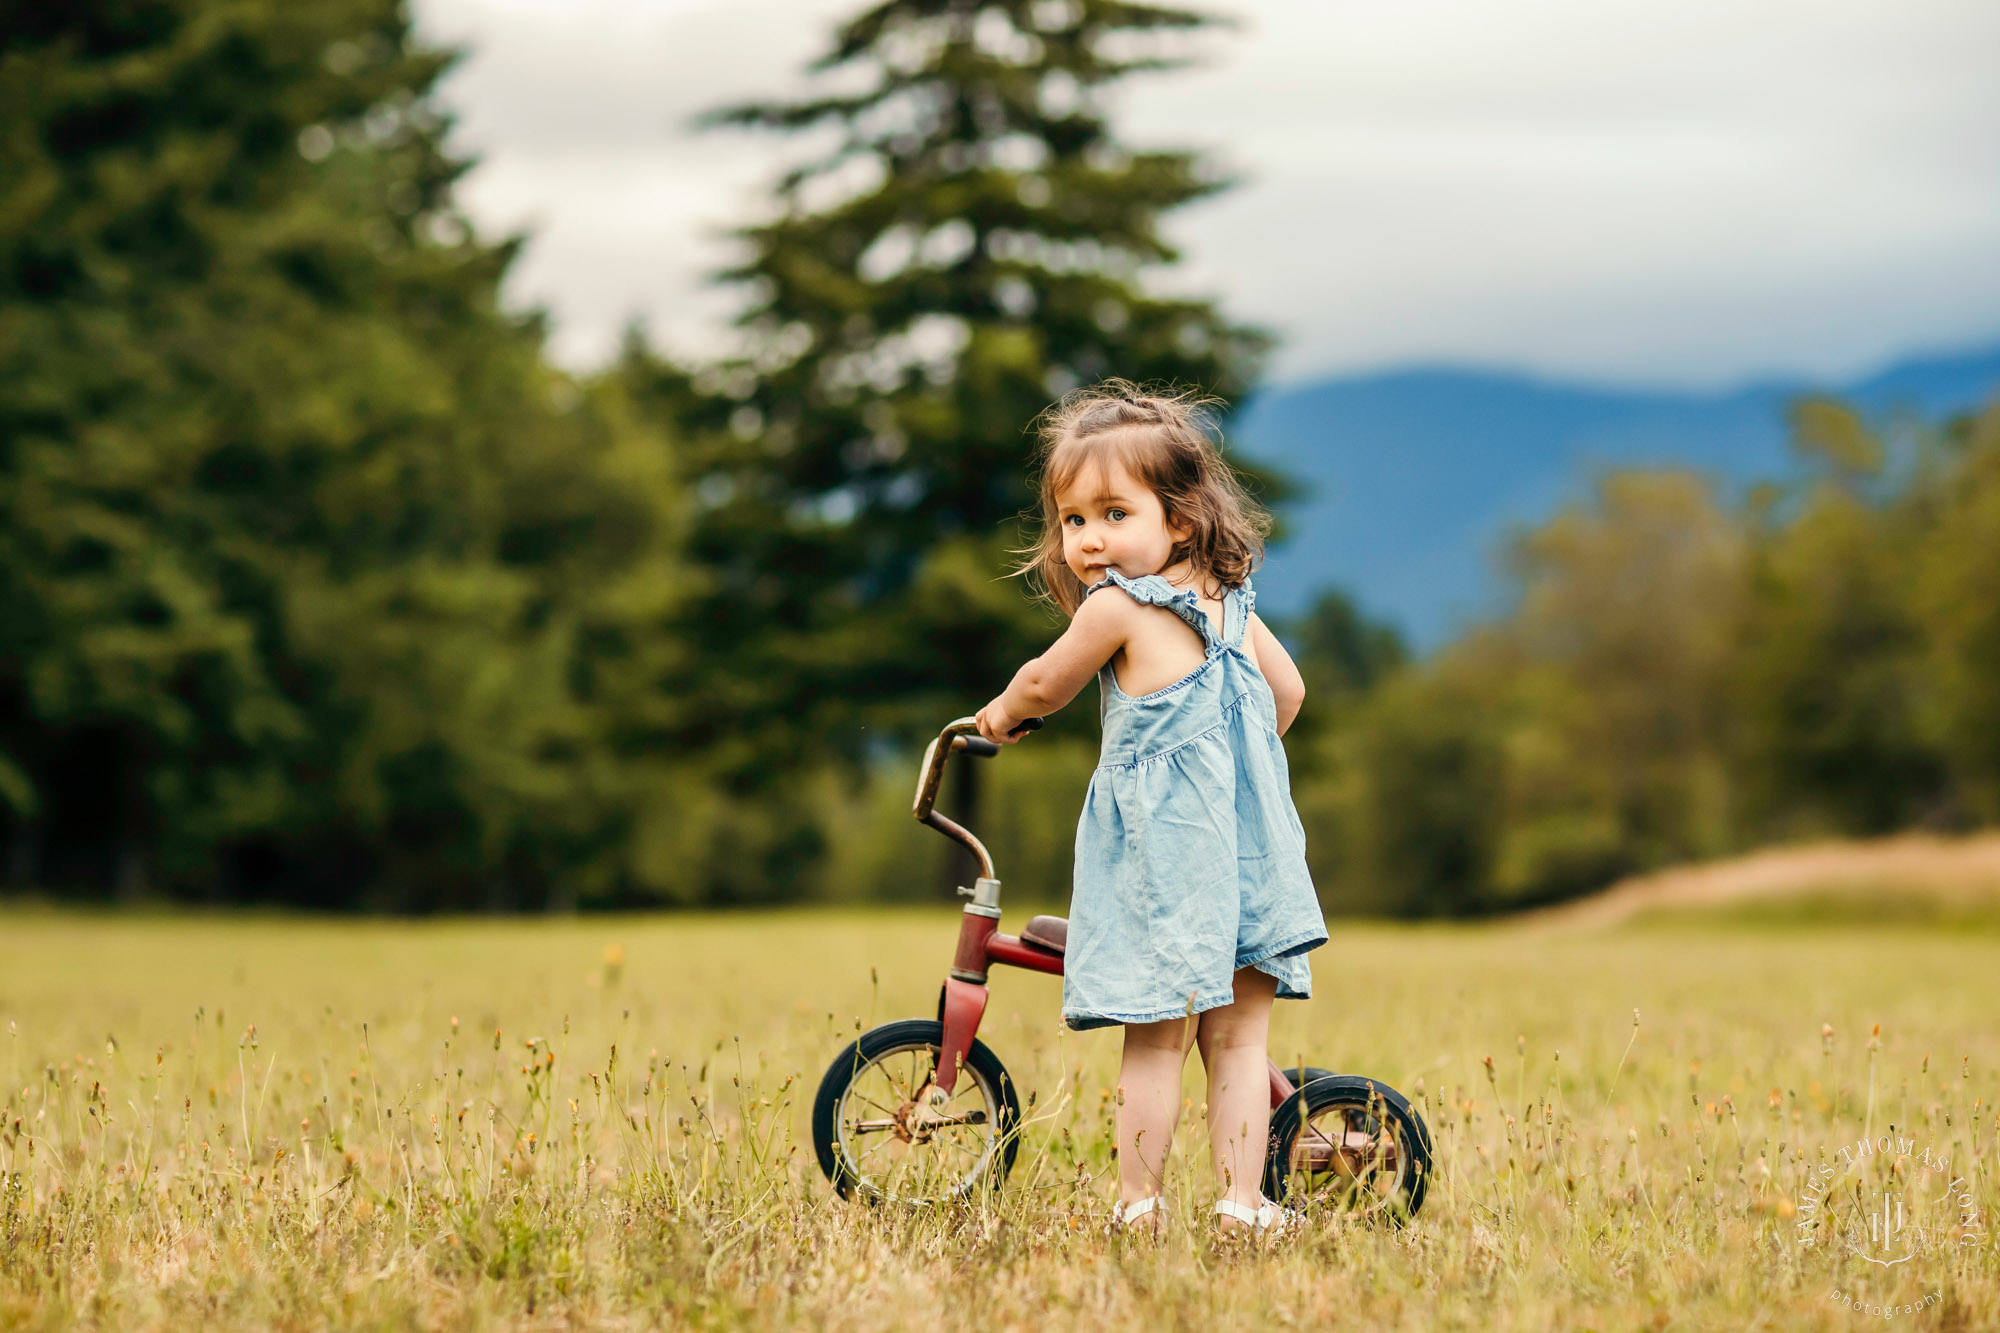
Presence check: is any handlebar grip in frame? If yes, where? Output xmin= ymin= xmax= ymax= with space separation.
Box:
xmin=954 ymin=718 xmax=1041 ymax=758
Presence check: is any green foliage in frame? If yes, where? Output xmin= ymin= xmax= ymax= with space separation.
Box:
xmin=0 ymin=0 xmax=1287 ymax=910
xmin=1288 ymin=588 xmax=1408 ymax=700
xmin=1276 ymin=587 xmax=1406 ymax=778
xmin=1790 ymin=396 xmax=1884 ymax=476
xmin=1298 ymin=653 xmax=1504 ymax=917
xmin=1912 ymin=405 xmax=2000 ymax=821
xmin=0 ymin=0 xmax=696 ymax=908
xmin=8 ymin=1 xmax=1996 ymax=919
xmin=1303 ymin=397 xmax=2000 ymax=917
xmin=1737 ymin=482 xmax=1945 ymax=835
xmin=616 ymin=0 xmax=1271 ymax=773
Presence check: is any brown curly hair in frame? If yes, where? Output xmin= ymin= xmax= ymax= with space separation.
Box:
xmin=1013 ymin=380 xmax=1271 ymax=615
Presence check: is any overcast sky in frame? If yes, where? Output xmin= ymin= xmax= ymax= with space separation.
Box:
xmin=413 ymin=0 xmax=2000 ymax=388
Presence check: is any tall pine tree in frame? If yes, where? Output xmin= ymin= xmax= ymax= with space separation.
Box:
xmin=620 ymin=0 xmax=1271 ymax=782
xmin=0 ymin=0 xmax=695 ymax=907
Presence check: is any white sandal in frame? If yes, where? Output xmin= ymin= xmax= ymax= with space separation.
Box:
xmin=1114 ymin=1195 xmax=1167 ymax=1230
xmin=1212 ymin=1196 xmax=1296 ymax=1234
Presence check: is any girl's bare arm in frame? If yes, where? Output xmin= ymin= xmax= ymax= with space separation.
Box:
xmin=1247 ymin=614 xmax=1305 ymax=736
xmin=976 ymin=593 xmax=1137 ymax=743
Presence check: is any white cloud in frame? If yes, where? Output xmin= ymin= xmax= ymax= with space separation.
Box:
xmin=413 ymin=0 xmax=2000 ymax=385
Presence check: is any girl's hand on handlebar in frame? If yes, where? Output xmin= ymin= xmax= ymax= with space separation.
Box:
xmin=975 ymin=699 xmax=1025 ymax=745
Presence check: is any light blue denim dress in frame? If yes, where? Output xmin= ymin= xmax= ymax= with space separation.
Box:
xmin=1062 ymin=571 xmax=1327 ymax=1031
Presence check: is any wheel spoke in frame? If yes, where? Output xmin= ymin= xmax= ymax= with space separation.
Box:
xmin=1283 ymin=1100 xmax=1413 ymax=1218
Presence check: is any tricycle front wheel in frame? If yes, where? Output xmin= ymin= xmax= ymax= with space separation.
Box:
xmin=812 ymin=1018 xmax=1021 ymax=1205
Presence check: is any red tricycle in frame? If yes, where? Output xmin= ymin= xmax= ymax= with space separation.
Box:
xmin=810 ymin=717 xmax=1434 ymax=1221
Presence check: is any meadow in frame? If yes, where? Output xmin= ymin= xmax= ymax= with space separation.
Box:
xmin=1 ymin=905 xmax=1995 ymax=1330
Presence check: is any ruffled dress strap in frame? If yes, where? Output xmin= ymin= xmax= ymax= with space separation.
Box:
xmin=1085 ymin=570 xmax=1222 ymax=651
xmin=1224 ymin=578 xmax=1255 ymax=650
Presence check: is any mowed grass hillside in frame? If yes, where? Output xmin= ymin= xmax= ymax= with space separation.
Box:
xmin=2 ymin=906 xmax=1997 ymax=1330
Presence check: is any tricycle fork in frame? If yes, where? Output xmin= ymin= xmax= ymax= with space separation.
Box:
xmin=933 ymin=976 xmax=990 ymax=1098
xmin=935 ymin=875 xmax=1061 ymax=1094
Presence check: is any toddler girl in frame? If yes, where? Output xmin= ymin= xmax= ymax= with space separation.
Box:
xmin=976 ymin=383 xmax=1326 ymax=1234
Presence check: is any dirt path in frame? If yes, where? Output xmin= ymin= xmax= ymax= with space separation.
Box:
xmin=1517 ymin=831 xmax=2000 ymax=929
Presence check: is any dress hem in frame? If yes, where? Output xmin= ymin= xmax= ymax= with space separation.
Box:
xmin=1238 ymin=926 xmax=1327 ymax=973
xmin=1062 ymin=929 xmax=1325 ymax=1030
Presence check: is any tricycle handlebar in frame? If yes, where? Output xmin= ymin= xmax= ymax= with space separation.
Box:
xmin=911 ymin=717 xmax=1042 ymax=819
xmin=910 ymin=716 xmax=1042 ymax=883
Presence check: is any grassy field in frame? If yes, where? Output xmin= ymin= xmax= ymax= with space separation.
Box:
xmin=1 ymin=905 xmax=1996 ymax=1330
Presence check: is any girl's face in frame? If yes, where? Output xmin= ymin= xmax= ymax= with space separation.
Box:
xmin=1055 ymin=461 xmax=1190 ymax=590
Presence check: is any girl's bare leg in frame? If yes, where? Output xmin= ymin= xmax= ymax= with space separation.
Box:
xmin=1115 ymin=1014 xmax=1197 ymax=1230
xmin=1196 ymin=966 xmax=1279 ymax=1224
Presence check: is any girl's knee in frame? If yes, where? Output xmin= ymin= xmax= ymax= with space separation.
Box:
xmin=1198 ymin=981 xmax=1275 ymax=1047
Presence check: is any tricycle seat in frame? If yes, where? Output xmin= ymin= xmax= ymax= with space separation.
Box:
xmin=1019 ymin=915 xmax=1068 ymax=955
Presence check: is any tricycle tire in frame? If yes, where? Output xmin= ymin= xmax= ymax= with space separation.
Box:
xmin=1265 ymin=1073 xmax=1433 ymax=1223
xmin=812 ymin=1018 xmax=1021 ymax=1204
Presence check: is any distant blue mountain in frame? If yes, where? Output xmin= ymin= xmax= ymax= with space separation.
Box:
xmin=1235 ymin=342 xmax=2000 ymax=649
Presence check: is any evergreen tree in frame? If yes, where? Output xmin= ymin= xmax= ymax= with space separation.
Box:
xmin=0 ymin=0 xmax=693 ymax=907
xmin=620 ymin=0 xmax=1271 ymax=784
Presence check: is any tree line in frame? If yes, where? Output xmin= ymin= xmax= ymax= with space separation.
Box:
xmin=3 ymin=0 xmax=1994 ymax=913
xmin=1293 ymin=401 xmax=2000 ymax=916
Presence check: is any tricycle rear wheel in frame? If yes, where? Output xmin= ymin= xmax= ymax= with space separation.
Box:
xmin=1265 ymin=1074 xmax=1433 ymax=1223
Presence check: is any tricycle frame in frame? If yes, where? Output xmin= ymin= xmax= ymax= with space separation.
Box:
xmin=916 ymin=717 xmax=1298 ymax=1111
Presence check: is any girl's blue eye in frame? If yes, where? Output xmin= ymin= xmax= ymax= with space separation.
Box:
xmin=1064 ymin=514 xmax=1084 ymax=527
xmin=1107 ymin=508 xmax=1127 ymax=521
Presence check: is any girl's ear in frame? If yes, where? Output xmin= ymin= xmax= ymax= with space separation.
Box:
xmin=1165 ymin=509 xmax=1194 ymax=546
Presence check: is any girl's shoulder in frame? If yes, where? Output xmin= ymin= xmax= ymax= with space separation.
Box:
xmin=1071 ymin=577 xmax=1151 ymax=632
